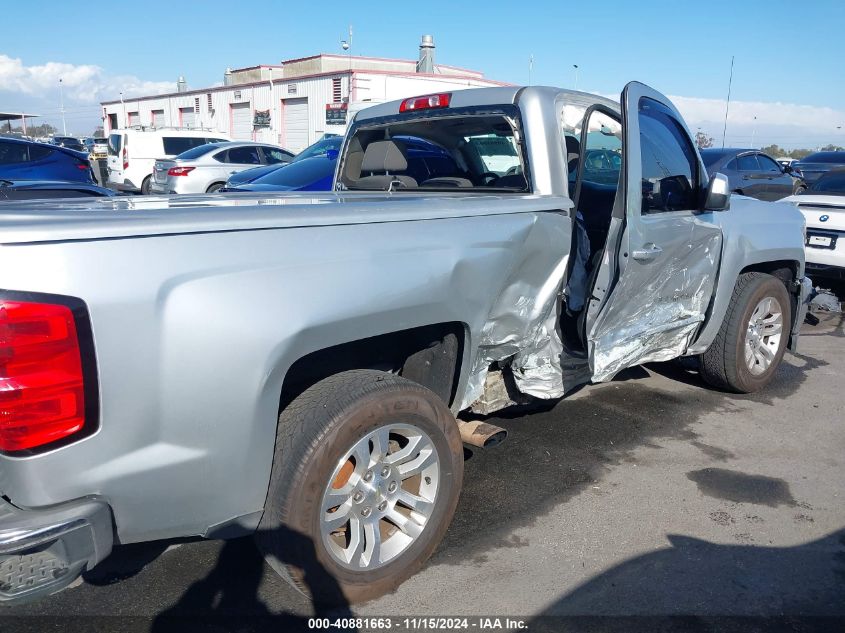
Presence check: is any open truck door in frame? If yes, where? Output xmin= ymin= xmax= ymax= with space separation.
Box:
xmin=586 ymin=81 xmax=723 ymax=382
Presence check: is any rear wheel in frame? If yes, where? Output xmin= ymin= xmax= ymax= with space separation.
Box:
xmin=206 ymin=182 xmax=224 ymax=193
xmin=257 ymin=370 xmax=463 ymax=604
xmin=700 ymin=272 xmax=791 ymax=393
xmin=140 ymin=175 xmax=151 ymax=195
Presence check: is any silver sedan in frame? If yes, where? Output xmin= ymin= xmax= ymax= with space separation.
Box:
xmin=149 ymin=141 xmax=294 ymax=194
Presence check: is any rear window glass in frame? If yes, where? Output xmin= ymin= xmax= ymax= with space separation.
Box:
xmin=699 ymin=150 xmax=728 ymax=168
xmin=340 ymin=113 xmax=528 ymax=192
xmin=175 ymin=144 xmax=219 ymax=160
xmin=162 ymin=137 xmax=225 ymax=156
xmin=28 ymin=144 xmax=54 ymax=160
xmin=0 ymin=140 xmax=28 ymax=164
xmin=108 ymin=134 xmax=122 ymax=156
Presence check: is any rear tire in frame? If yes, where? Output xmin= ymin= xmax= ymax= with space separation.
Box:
xmin=206 ymin=182 xmax=224 ymax=193
xmin=257 ymin=370 xmax=463 ymax=604
xmin=700 ymin=272 xmax=791 ymax=393
xmin=140 ymin=175 xmax=151 ymax=195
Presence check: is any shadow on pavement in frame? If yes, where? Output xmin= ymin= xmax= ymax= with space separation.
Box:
xmin=526 ymin=528 xmax=845 ymax=632
xmin=150 ymin=525 xmax=355 ymax=633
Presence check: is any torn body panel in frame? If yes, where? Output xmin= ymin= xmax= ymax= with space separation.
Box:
xmin=460 ymin=209 xmax=573 ymax=410
xmin=588 ymin=217 xmax=723 ymax=383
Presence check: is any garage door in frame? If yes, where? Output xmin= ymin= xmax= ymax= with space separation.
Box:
xmin=151 ymin=109 xmax=165 ymax=127
xmin=231 ymin=102 xmax=253 ymax=140
xmin=179 ymin=107 xmax=196 ymax=129
xmin=283 ymin=98 xmax=308 ymax=152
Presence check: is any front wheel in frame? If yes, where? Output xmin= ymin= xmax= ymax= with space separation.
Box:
xmin=700 ymin=272 xmax=791 ymax=393
xmin=257 ymin=370 xmax=464 ymax=604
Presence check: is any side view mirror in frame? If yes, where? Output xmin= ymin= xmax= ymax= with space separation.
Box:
xmin=704 ymin=172 xmax=730 ymax=211
xmin=782 ymin=164 xmax=793 ymax=174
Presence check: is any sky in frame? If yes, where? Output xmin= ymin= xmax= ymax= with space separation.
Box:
xmin=2 ymin=0 xmax=843 ymax=149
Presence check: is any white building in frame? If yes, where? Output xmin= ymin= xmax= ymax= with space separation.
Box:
xmin=100 ymin=38 xmax=507 ymax=153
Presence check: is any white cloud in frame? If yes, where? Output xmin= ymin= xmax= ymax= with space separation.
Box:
xmin=0 ymin=54 xmax=174 ymax=102
xmin=668 ymin=95 xmax=845 ymax=148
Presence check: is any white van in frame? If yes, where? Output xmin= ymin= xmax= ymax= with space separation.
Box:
xmin=107 ymin=129 xmax=230 ymax=194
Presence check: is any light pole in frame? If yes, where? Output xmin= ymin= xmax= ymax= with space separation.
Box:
xmin=573 ymin=64 xmax=579 ymax=91
xmin=59 ymin=78 xmax=67 ymax=135
xmin=751 ymin=116 xmax=757 ymax=148
xmin=120 ymin=92 xmax=126 ymax=128
xmin=528 ymin=54 xmax=534 ymax=85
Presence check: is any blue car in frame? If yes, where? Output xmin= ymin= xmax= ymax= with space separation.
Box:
xmin=226 ymin=136 xmax=457 ymax=192
xmin=0 ymin=137 xmax=94 ymax=183
xmin=226 ymin=136 xmax=341 ymax=187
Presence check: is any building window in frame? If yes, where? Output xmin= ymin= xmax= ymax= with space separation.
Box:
xmin=288 ymin=83 xmax=297 ymax=95
xmin=207 ymin=93 xmax=213 ymax=110
xmin=194 ymin=97 xmax=200 ymax=113
xmin=234 ymin=90 xmax=242 ymax=100
xmin=332 ymin=78 xmax=342 ymax=103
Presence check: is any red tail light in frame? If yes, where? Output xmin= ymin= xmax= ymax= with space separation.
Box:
xmin=399 ymin=93 xmax=451 ymax=113
xmin=0 ymin=298 xmax=94 ymax=452
xmin=167 ymin=166 xmax=196 ymax=177
xmin=76 ymin=162 xmax=89 ymax=170
xmin=122 ymin=147 xmax=129 ymax=170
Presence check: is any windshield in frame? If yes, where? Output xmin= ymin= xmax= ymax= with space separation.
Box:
xmin=251 ymin=156 xmax=335 ymax=188
xmin=293 ymin=137 xmax=342 ymax=162
xmin=808 ymin=171 xmax=845 ymax=195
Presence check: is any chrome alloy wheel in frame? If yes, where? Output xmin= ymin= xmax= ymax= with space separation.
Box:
xmin=320 ymin=424 xmax=440 ymax=571
xmin=744 ymin=296 xmax=784 ymax=375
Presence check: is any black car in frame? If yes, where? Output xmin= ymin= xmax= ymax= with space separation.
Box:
xmin=700 ymin=148 xmax=804 ymax=201
xmin=792 ymin=151 xmax=845 ymax=186
xmin=51 ymin=136 xmax=86 ymax=152
xmin=0 ymin=179 xmax=115 ymax=201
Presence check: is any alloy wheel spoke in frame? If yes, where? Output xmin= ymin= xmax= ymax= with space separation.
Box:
xmin=397 ymin=490 xmax=434 ymax=517
xmin=386 ymin=508 xmax=425 ymax=539
xmin=383 ymin=433 xmax=423 ymax=466
xmin=361 ymin=520 xmax=382 ymax=568
xmin=397 ymin=447 xmax=437 ymax=479
xmin=323 ymin=503 xmax=352 ymax=532
xmin=345 ymin=515 xmax=366 ymax=567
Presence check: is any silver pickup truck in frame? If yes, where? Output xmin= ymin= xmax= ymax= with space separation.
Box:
xmin=0 ymin=82 xmax=810 ymax=605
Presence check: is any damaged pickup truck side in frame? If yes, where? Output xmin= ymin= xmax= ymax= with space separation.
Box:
xmin=0 ymin=82 xmax=809 ymax=604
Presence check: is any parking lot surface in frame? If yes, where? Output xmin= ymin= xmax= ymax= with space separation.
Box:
xmin=2 ymin=310 xmax=843 ymax=632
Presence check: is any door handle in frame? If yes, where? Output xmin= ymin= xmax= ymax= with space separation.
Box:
xmin=631 ymin=244 xmax=663 ymax=262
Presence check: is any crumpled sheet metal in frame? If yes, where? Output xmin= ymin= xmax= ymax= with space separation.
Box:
xmin=588 ymin=229 xmax=722 ymax=383
xmin=809 ymin=287 xmax=842 ymax=312
xmin=460 ymin=212 xmax=572 ymax=410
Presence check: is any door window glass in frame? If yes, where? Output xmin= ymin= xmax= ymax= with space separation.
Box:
xmin=227 ymin=146 xmax=262 ymax=164
xmin=581 ymin=112 xmax=622 ymax=188
xmin=737 ymin=154 xmax=760 ymax=171
xmin=756 ymin=154 xmax=782 ymax=173
xmin=262 ymin=147 xmax=293 ymax=164
xmin=638 ymin=97 xmax=698 ymax=213
xmin=0 ymin=141 xmax=28 ymax=164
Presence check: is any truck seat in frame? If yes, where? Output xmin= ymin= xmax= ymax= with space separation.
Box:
xmin=355 ymin=140 xmax=418 ymax=190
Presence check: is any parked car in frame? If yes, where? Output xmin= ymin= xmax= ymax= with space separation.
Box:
xmin=782 ymin=168 xmax=845 ymax=279
xmin=83 ymin=137 xmax=108 ymax=160
xmin=699 ymin=148 xmax=804 ymax=200
xmin=0 ymin=136 xmax=94 ymax=183
xmin=225 ymin=136 xmax=454 ymax=192
xmin=106 ymin=128 xmax=230 ymax=194
xmin=149 ymin=142 xmax=294 ymax=194
xmin=226 ymin=136 xmax=341 ymax=187
xmin=51 ymin=136 xmax=86 ymax=152
xmin=792 ymin=151 xmax=845 ymax=186
xmin=0 ymin=83 xmax=811 ymax=607
xmin=0 ymin=179 xmax=114 ymax=201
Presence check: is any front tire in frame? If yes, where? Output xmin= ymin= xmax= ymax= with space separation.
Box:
xmin=257 ymin=370 xmax=464 ymax=604
xmin=700 ymin=272 xmax=791 ymax=393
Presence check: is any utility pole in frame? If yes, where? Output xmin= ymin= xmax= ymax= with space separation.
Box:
xmin=751 ymin=115 xmax=757 ymax=148
xmin=59 ymin=78 xmax=67 ymax=135
xmin=120 ymin=92 xmax=126 ymax=128
xmin=721 ymin=56 xmax=734 ymax=149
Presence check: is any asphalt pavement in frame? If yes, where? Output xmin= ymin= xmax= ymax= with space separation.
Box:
xmin=2 ymin=295 xmax=844 ymax=633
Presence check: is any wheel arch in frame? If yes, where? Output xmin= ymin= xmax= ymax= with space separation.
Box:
xmin=277 ymin=322 xmax=469 ymax=416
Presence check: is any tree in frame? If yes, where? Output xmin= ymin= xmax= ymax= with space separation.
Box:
xmin=788 ymin=148 xmax=812 ymax=159
xmin=820 ymin=144 xmax=844 ymax=152
xmin=3 ymin=122 xmax=57 ymax=137
xmin=695 ymin=131 xmax=714 ymax=149
xmin=760 ymin=144 xmax=783 ymax=157
xmin=92 ymin=126 xmax=104 ymax=138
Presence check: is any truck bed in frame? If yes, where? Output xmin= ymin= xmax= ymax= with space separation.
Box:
xmin=0 ymin=191 xmax=572 ymax=244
